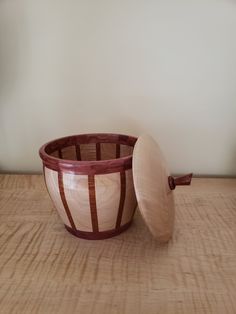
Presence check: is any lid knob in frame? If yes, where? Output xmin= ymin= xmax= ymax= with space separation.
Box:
xmin=168 ymin=173 xmax=193 ymax=190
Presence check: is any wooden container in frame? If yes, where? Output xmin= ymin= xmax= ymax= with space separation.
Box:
xmin=39 ymin=134 xmax=137 ymax=240
xmin=40 ymin=133 xmax=192 ymax=242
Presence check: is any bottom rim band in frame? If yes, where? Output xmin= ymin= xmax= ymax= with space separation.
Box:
xmin=64 ymin=221 xmax=132 ymax=240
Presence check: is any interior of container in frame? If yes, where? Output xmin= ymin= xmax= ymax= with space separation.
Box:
xmin=45 ymin=135 xmax=135 ymax=162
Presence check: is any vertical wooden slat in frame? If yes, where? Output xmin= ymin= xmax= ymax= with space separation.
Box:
xmin=43 ymin=165 xmax=46 ymax=179
xmin=88 ymin=175 xmax=99 ymax=232
xmin=115 ymin=171 xmax=126 ymax=228
xmin=96 ymin=143 xmax=101 ymax=161
xmin=75 ymin=144 xmax=81 ymax=161
xmin=116 ymin=144 xmax=120 ymax=158
xmin=58 ymin=172 xmax=76 ymax=230
xmin=58 ymin=149 xmax=63 ymax=159
xmin=42 ymin=165 xmax=50 ymax=196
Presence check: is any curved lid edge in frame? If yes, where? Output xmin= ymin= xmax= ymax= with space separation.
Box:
xmin=132 ymin=134 xmax=193 ymax=243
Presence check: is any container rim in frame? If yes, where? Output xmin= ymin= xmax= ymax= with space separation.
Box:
xmin=39 ymin=133 xmax=137 ymax=175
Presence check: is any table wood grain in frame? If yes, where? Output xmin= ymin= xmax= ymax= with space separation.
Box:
xmin=0 ymin=175 xmax=236 ymax=314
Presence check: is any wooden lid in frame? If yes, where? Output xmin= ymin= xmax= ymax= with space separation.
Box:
xmin=132 ymin=134 xmax=192 ymax=243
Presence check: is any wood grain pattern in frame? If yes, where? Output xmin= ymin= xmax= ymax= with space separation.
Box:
xmin=94 ymin=172 xmax=121 ymax=232
xmin=63 ymin=173 xmax=92 ymax=232
xmin=45 ymin=168 xmax=136 ymax=237
xmin=65 ymin=221 xmax=132 ymax=240
xmin=75 ymin=144 xmax=81 ymax=161
xmin=96 ymin=143 xmax=101 ymax=161
xmin=133 ymin=134 xmax=175 ymax=242
xmin=61 ymin=146 xmax=77 ymax=161
xmin=39 ymin=133 xmax=137 ymax=175
xmin=40 ymin=133 xmax=137 ymax=239
xmin=116 ymin=144 xmax=120 ymax=158
xmin=58 ymin=149 xmax=63 ymax=159
xmin=44 ymin=167 xmax=71 ymax=227
xmin=88 ymin=175 xmax=99 ymax=232
xmin=58 ymin=172 xmax=76 ymax=231
xmin=0 ymin=175 xmax=236 ymax=314
xmin=100 ymin=143 xmax=116 ymax=160
xmin=115 ymin=171 xmax=126 ymax=228
xmin=121 ymin=169 xmax=137 ymax=226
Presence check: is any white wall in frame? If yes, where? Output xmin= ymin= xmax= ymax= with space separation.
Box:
xmin=0 ymin=0 xmax=236 ymax=175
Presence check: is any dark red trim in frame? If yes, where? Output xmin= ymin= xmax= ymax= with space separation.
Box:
xmin=58 ymin=149 xmax=63 ymax=159
xmin=168 ymin=173 xmax=193 ymax=190
xmin=75 ymin=144 xmax=81 ymax=161
xmin=96 ymin=143 xmax=101 ymax=160
xmin=41 ymin=158 xmax=132 ymax=175
xmin=43 ymin=164 xmax=46 ymax=180
xmin=42 ymin=165 xmax=51 ymax=196
xmin=115 ymin=171 xmax=126 ymax=228
xmin=58 ymin=171 xmax=76 ymax=230
xmin=88 ymin=175 xmax=99 ymax=232
xmin=39 ymin=133 xmax=137 ymax=175
xmin=64 ymin=221 xmax=132 ymax=240
xmin=116 ymin=144 xmax=120 ymax=158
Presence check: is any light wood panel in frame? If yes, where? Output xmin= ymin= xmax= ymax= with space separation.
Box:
xmin=121 ymin=169 xmax=137 ymax=226
xmin=0 ymin=175 xmax=236 ymax=313
xmin=133 ymin=134 xmax=175 ymax=242
xmin=61 ymin=146 xmax=77 ymax=160
xmin=44 ymin=167 xmax=71 ymax=227
xmin=63 ymin=172 xmax=92 ymax=231
xmin=100 ymin=143 xmax=116 ymax=160
xmin=44 ymin=167 xmax=136 ymax=234
xmin=95 ymin=172 xmax=121 ymax=231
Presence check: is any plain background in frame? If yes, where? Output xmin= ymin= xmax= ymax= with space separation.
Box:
xmin=0 ymin=0 xmax=236 ymax=176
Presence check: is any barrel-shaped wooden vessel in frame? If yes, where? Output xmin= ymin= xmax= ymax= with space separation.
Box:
xmin=39 ymin=134 xmax=137 ymax=239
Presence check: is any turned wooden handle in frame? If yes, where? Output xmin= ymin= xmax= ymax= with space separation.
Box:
xmin=168 ymin=173 xmax=193 ymax=190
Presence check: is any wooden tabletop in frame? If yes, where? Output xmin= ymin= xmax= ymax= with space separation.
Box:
xmin=0 ymin=175 xmax=236 ymax=314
